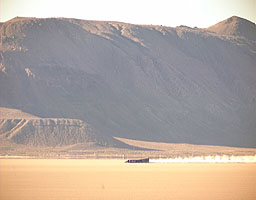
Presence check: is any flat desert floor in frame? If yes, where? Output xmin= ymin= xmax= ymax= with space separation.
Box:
xmin=0 ymin=159 xmax=255 ymax=200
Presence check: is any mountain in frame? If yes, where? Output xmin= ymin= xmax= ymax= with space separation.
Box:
xmin=0 ymin=16 xmax=256 ymax=148
xmin=207 ymin=16 xmax=256 ymax=41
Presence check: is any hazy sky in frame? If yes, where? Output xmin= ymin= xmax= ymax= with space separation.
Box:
xmin=1 ymin=0 xmax=255 ymax=27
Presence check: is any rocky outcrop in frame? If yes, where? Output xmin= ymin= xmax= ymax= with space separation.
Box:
xmin=0 ymin=118 xmax=96 ymax=146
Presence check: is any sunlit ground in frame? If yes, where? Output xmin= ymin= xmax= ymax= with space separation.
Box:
xmin=0 ymin=159 xmax=255 ymax=200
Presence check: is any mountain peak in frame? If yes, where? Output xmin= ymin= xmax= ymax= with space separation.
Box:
xmin=225 ymin=16 xmax=246 ymax=23
xmin=207 ymin=16 xmax=256 ymax=40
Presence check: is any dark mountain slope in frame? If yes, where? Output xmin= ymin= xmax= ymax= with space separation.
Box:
xmin=0 ymin=16 xmax=255 ymax=147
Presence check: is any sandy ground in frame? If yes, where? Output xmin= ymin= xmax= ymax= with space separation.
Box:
xmin=0 ymin=159 xmax=255 ymax=200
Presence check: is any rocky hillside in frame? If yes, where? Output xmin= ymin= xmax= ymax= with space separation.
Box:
xmin=207 ymin=16 xmax=256 ymax=40
xmin=0 ymin=16 xmax=255 ymax=147
xmin=0 ymin=107 xmax=99 ymax=147
xmin=0 ymin=118 xmax=97 ymax=146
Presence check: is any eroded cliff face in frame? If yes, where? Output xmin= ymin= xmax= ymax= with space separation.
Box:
xmin=0 ymin=118 xmax=97 ymax=146
xmin=0 ymin=16 xmax=255 ymax=147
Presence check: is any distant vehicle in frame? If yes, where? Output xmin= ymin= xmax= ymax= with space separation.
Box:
xmin=125 ymin=158 xmax=150 ymax=163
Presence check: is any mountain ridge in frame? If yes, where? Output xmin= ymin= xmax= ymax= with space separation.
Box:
xmin=207 ymin=16 xmax=256 ymax=41
xmin=0 ymin=16 xmax=255 ymax=148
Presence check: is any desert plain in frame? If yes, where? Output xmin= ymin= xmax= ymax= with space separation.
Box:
xmin=0 ymin=159 xmax=255 ymax=200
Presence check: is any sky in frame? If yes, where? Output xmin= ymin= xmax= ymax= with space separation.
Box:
xmin=1 ymin=0 xmax=255 ymax=28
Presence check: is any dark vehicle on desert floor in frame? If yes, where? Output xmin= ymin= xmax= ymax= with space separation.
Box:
xmin=125 ymin=158 xmax=150 ymax=163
